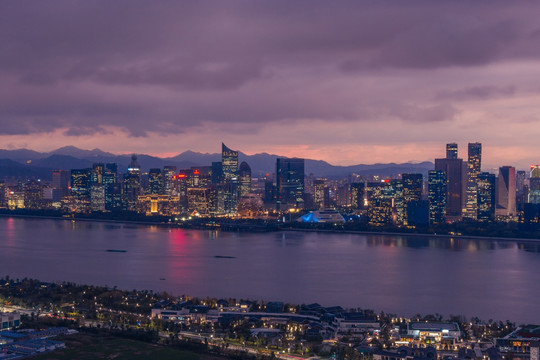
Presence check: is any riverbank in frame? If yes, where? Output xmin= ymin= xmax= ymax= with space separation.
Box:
xmin=2 ymin=210 xmax=540 ymax=243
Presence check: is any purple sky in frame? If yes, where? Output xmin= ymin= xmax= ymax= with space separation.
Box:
xmin=1 ymin=1 xmax=540 ymax=169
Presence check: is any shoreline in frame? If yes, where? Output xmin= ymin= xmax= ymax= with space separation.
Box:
xmin=2 ymin=212 xmax=540 ymax=243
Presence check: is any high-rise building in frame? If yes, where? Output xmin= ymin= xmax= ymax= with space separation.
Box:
xmin=401 ymin=173 xmax=423 ymax=225
xmin=465 ymin=142 xmax=481 ymax=220
xmin=0 ymin=181 xmax=6 ymax=208
xmin=52 ymin=169 xmax=70 ymax=202
xmin=276 ymin=158 xmax=305 ymax=209
xmin=23 ymin=179 xmax=43 ymax=209
xmin=446 ymin=143 xmax=458 ymax=160
xmin=516 ymin=170 xmax=528 ymax=208
xmin=148 ymin=168 xmax=163 ymax=195
xmin=123 ymin=155 xmax=141 ymax=211
xmin=366 ymin=181 xmax=394 ymax=226
xmin=238 ymin=161 xmax=252 ymax=197
xmin=71 ymin=168 xmax=92 ymax=211
xmin=221 ymin=143 xmax=238 ymax=181
xmin=313 ymin=179 xmax=326 ymax=209
xmin=211 ymin=162 xmax=223 ymax=185
xmin=428 ymin=170 xmax=447 ymax=224
xmin=103 ymin=164 xmax=119 ymax=211
xmin=496 ymin=166 xmax=516 ymax=218
xmin=435 ymin=144 xmax=465 ymax=220
xmin=162 ymin=166 xmax=177 ymax=196
xmin=92 ymin=163 xmax=104 ymax=185
xmin=477 ymin=172 xmax=496 ymax=222
xmin=350 ymin=182 xmax=365 ymax=210
xmin=529 ymin=166 xmax=540 ymax=204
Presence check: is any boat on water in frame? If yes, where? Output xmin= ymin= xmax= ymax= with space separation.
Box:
xmin=106 ymin=249 xmax=127 ymax=253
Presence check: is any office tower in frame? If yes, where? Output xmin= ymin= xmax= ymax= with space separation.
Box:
xmin=516 ymin=170 xmax=528 ymax=208
xmin=313 ymin=179 xmax=326 ymax=209
xmin=406 ymin=200 xmax=430 ymax=227
xmin=102 ymin=164 xmax=119 ymax=211
xmin=123 ymin=155 xmax=141 ymax=211
xmin=177 ymin=170 xmax=189 ymax=213
xmin=435 ymin=144 xmax=465 ymax=220
xmin=238 ymin=161 xmax=252 ymax=197
xmin=477 ymin=172 xmax=496 ymax=221
xmin=366 ymin=181 xmax=394 ymax=226
xmin=148 ymin=168 xmax=163 ymax=195
xmin=264 ymin=179 xmax=276 ymax=204
xmin=162 ymin=166 xmax=177 ymax=196
xmin=428 ymin=170 xmax=447 ymax=224
xmin=92 ymin=163 xmax=104 ymax=185
xmin=187 ymin=188 xmax=210 ymax=216
xmin=221 ymin=143 xmax=238 ymax=181
xmin=350 ymin=182 xmax=365 ymax=210
xmin=465 ymin=142 xmax=481 ymax=220
xmin=90 ymin=184 xmax=105 ymax=211
xmin=0 ymin=181 xmax=5 ymax=208
xmin=392 ymin=179 xmax=405 ymax=225
xmin=276 ymin=158 xmax=305 ymax=209
xmin=446 ymin=143 xmax=458 ymax=160
xmin=529 ymin=166 xmax=540 ymax=204
xmin=211 ymin=162 xmax=223 ymax=185
xmin=496 ymin=166 xmax=516 ymax=218
xmin=401 ymin=173 xmax=423 ymax=225
xmin=51 ymin=169 xmax=70 ymax=201
xmin=71 ymin=168 xmax=92 ymax=211
xmin=23 ymin=179 xmax=43 ymax=209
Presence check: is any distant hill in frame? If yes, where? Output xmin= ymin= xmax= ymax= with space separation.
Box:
xmin=0 ymin=146 xmax=434 ymax=179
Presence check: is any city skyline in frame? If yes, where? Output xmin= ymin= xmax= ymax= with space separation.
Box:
xmin=2 ymin=2 xmax=540 ymax=168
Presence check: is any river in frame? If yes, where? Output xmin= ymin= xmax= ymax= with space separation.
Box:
xmin=1 ymin=216 xmax=539 ymax=324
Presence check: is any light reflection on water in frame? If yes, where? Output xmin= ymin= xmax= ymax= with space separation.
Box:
xmin=1 ymin=217 xmax=540 ymax=324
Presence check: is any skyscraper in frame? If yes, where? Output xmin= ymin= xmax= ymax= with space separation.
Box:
xmin=123 ymin=155 xmax=141 ymax=211
xmin=162 ymin=166 xmax=177 ymax=196
xmin=52 ymin=169 xmax=70 ymax=201
xmin=71 ymin=168 xmax=92 ymax=212
xmin=276 ymin=158 xmax=305 ymax=209
xmin=446 ymin=143 xmax=458 ymax=160
xmin=148 ymin=168 xmax=163 ymax=195
xmin=465 ymin=142 xmax=482 ymax=220
xmin=238 ymin=161 xmax=252 ymax=197
xmin=350 ymin=182 xmax=365 ymax=210
xmin=0 ymin=181 xmax=6 ymax=208
xmin=435 ymin=144 xmax=465 ymax=220
xmin=221 ymin=143 xmax=238 ymax=181
xmin=428 ymin=170 xmax=447 ymax=224
xmin=496 ymin=166 xmax=516 ymax=218
xmin=477 ymin=172 xmax=496 ymax=221
xmin=529 ymin=165 xmax=540 ymax=204
xmin=402 ymin=173 xmax=423 ymax=225
xmin=313 ymin=179 xmax=326 ymax=209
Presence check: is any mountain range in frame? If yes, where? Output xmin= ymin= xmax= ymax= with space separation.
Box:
xmin=0 ymin=146 xmax=434 ymax=180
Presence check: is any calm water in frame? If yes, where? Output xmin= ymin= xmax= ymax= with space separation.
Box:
xmin=1 ymin=217 xmax=540 ymax=324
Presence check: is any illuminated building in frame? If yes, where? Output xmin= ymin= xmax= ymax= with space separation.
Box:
xmin=148 ymin=168 xmax=163 ymax=195
xmin=211 ymin=162 xmax=223 ymax=184
xmin=92 ymin=163 xmax=104 ymax=184
xmin=123 ymin=155 xmax=141 ymax=211
xmin=428 ymin=170 xmax=446 ymax=224
xmin=52 ymin=169 xmax=70 ymax=201
xmin=435 ymin=144 xmax=465 ymax=221
xmin=90 ymin=184 xmax=105 ymax=211
xmin=221 ymin=143 xmax=238 ymax=181
xmin=138 ymin=194 xmax=180 ymax=216
xmin=366 ymin=181 xmax=394 ymax=226
xmin=464 ymin=142 xmax=481 ymax=220
xmin=0 ymin=181 xmax=6 ymax=208
xmin=71 ymin=168 xmax=92 ymax=212
xmin=402 ymin=173 xmax=423 ymax=225
xmin=237 ymin=193 xmax=264 ymax=218
xmin=239 ymin=161 xmax=252 ymax=197
xmin=299 ymin=209 xmax=345 ymax=223
xmin=446 ymin=143 xmax=458 ymax=159
xmin=162 ymin=166 xmax=177 ymax=196
xmin=276 ymin=158 xmax=305 ymax=210
xmin=477 ymin=172 xmax=495 ymax=221
xmin=103 ymin=164 xmax=120 ymax=211
xmin=516 ymin=170 xmax=528 ymax=208
xmin=187 ymin=187 xmax=210 ymax=216
xmin=529 ymin=165 xmax=540 ymax=204
xmin=23 ymin=179 xmax=43 ymax=209
xmin=336 ymin=183 xmax=349 ymax=207
xmin=496 ymin=166 xmax=516 ymax=218
xmin=264 ymin=179 xmax=276 ymax=204
xmin=392 ymin=179 xmax=405 ymax=225
xmin=177 ymin=171 xmax=189 ymax=213
xmin=313 ymin=179 xmax=326 ymax=209
xmin=350 ymin=182 xmax=365 ymax=210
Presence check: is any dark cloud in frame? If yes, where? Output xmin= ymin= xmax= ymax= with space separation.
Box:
xmin=0 ymin=1 xmax=539 ymax=137
xmin=435 ymin=86 xmax=516 ymax=101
